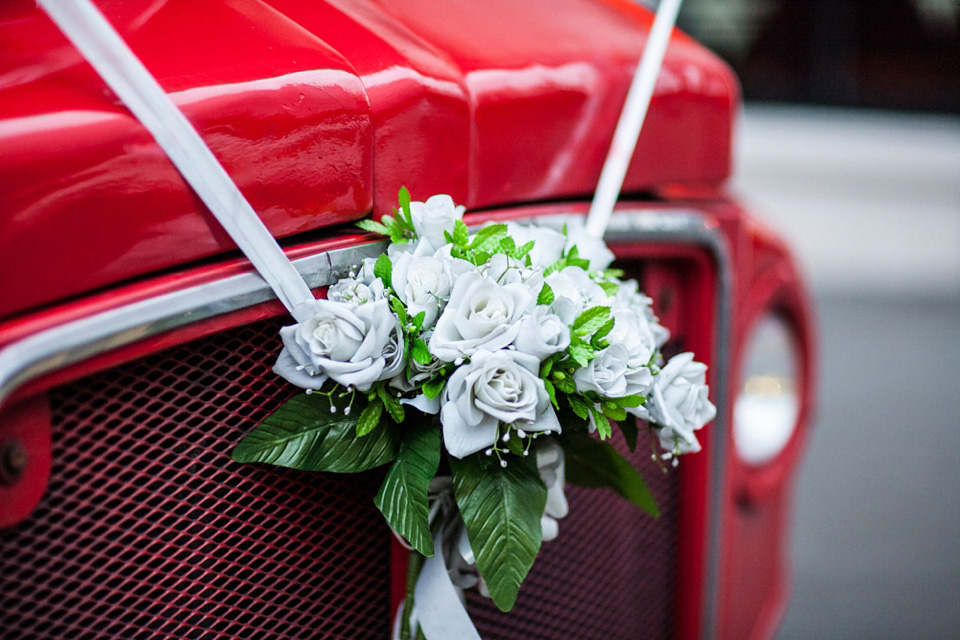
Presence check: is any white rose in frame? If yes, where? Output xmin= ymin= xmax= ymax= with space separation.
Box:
xmin=429 ymin=271 xmax=533 ymax=362
xmin=440 ymin=350 xmax=560 ymax=458
xmin=410 ymin=194 xmax=465 ymax=251
xmin=545 ymin=266 xmax=608 ymax=321
xmin=392 ymin=252 xmax=452 ymax=329
xmin=535 ymin=439 xmax=569 ymax=542
xmin=573 ymin=344 xmax=630 ymax=397
xmin=390 ymin=330 xmax=446 ymax=415
xmin=647 ymin=352 xmax=716 ymax=454
xmin=608 ymin=307 xmax=658 ymax=376
xmin=513 ymin=306 xmax=570 ymax=360
xmin=564 ymin=219 xmax=615 ymax=271
xmin=614 ymin=279 xmax=670 ymax=348
xmin=273 ymin=298 xmax=401 ymax=391
xmin=327 ymin=277 xmax=384 ymax=305
xmin=506 ymin=222 xmax=567 ymax=268
xmin=484 ymin=252 xmax=544 ymax=291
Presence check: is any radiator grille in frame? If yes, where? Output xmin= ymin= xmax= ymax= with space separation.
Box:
xmin=0 ymin=318 xmax=391 ymax=639
xmin=467 ymin=428 xmax=678 ymax=640
xmin=1 ymin=315 xmax=679 ymax=639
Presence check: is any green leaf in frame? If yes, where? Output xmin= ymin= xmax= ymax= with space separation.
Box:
xmin=601 ymin=402 xmax=627 ymax=422
xmin=412 ymin=338 xmax=432 ymax=365
xmin=381 ymin=214 xmax=398 ymax=233
xmin=232 ymin=392 xmax=397 ymax=472
xmin=598 ymin=281 xmax=619 ymax=297
xmin=573 ymin=306 xmax=612 ymax=334
xmin=539 ymin=355 xmax=556 ymax=378
xmin=390 ymin=297 xmax=409 ymax=327
xmin=451 ymin=453 xmax=547 ymax=612
xmin=401 ymin=550 xmax=425 ymax=640
xmin=468 ymin=224 xmax=508 ymax=253
xmin=374 ymin=254 xmax=393 ymax=290
xmin=591 ymin=405 xmax=612 ymax=439
xmin=357 ymin=397 xmax=384 ymax=437
xmin=411 ymin=311 xmax=426 ymax=332
xmin=593 ymin=316 xmax=615 ymax=342
xmin=543 ymin=378 xmax=558 ymax=409
xmin=377 ymin=385 xmax=406 ymax=424
xmin=499 ymin=236 xmax=516 ymax=255
xmin=505 ymin=434 xmax=525 ymax=456
xmin=537 ymin=283 xmax=554 ymax=306
xmin=398 ymin=186 xmax=412 ymax=226
xmin=422 ymin=376 xmax=445 ymax=399
xmin=452 ymin=220 xmax=470 ymax=247
xmin=356 ymin=219 xmax=390 ymax=236
xmin=552 ymin=371 xmax=575 ymax=394
xmin=558 ymin=430 xmax=658 ymax=516
xmin=617 ymin=419 xmax=639 ymax=452
xmin=515 ymin=240 xmax=535 ymax=261
xmin=568 ymin=341 xmax=594 ymax=367
xmin=374 ymin=422 xmax=442 ymax=557
xmin=567 ymin=395 xmax=591 ymax=420
xmin=612 ymin=394 xmax=645 ymax=409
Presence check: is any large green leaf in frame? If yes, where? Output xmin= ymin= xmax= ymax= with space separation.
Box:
xmin=374 ymin=421 xmax=442 ymax=557
xmin=559 ymin=430 xmax=659 ymax=516
xmin=451 ymin=453 xmax=546 ymax=612
xmin=231 ymin=392 xmax=398 ymax=473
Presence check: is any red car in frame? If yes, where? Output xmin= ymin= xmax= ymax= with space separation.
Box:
xmin=0 ymin=1 xmax=815 ymax=638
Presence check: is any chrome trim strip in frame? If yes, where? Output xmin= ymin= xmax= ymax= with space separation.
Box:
xmin=0 ymin=209 xmax=731 ymax=638
xmin=0 ymin=242 xmax=385 ymax=410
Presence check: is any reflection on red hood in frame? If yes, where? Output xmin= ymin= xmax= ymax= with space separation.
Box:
xmin=0 ymin=0 xmax=737 ymax=318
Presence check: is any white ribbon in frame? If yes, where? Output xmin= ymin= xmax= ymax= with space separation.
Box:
xmin=585 ymin=0 xmax=683 ymax=238
xmin=395 ymin=442 xmax=568 ymax=640
xmin=38 ymin=0 xmax=316 ymax=322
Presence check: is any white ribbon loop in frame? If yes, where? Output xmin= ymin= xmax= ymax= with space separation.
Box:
xmin=39 ymin=0 xmax=316 ymax=321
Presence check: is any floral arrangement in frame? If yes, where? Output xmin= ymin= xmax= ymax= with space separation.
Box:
xmin=231 ymin=189 xmax=715 ymax=637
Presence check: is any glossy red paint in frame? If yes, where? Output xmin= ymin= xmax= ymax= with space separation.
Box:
xmin=0 ymin=0 xmax=736 ymax=319
xmin=715 ymin=211 xmax=817 ymax=640
xmin=0 ymin=198 xmax=814 ymax=638
xmin=0 ymin=1 xmax=374 ymax=318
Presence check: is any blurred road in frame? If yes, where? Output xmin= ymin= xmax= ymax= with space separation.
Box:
xmin=733 ymin=105 xmax=960 ymax=639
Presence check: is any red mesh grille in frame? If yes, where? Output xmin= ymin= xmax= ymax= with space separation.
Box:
xmin=1 ymin=316 xmax=680 ymax=639
xmin=0 ymin=318 xmax=391 ymax=639
xmin=466 ymin=428 xmax=678 ymax=640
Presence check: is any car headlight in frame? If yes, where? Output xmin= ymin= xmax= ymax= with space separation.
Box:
xmin=733 ymin=313 xmax=800 ymax=466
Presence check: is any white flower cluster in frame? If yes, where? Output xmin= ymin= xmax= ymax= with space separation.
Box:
xmin=274 ymin=194 xmax=715 ymax=460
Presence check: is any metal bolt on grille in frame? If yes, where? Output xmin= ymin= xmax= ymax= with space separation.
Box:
xmin=0 ymin=318 xmax=391 ymax=640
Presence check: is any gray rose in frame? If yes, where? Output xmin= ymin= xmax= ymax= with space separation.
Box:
xmin=429 ymin=271 xmax=533 ymax=362
xmin=513 ymin=306 xmax=570 ymax=360
xmin=608 ymin=307 xmax=658 ymax=376
xmin=392 ymin=251 xmax=452 ymax=329
xmin=506 ymin=222 xmax=567 ymax=268
xmin=273 ymin=298 xmax=401 ymax=392
xmin=647 ymin=352 xmax=716 ymax=454
xmin=440 ymin=350 xmax=560 ymax=458
xmin=410 ymin=194 xmax=465 ymax=251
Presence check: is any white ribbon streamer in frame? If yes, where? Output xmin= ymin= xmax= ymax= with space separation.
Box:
xmin=396 ymin=443 xmax=569 ymax=640
xmin=585 ymin=0 xmax=683 ymax=238
xmin=413 ymin=524 xmax=484 ymax=640
xmin=39 ymin=0 xmax=316 ymax=322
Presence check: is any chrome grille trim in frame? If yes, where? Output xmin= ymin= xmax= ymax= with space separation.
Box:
xmin=0 ymin=208 xmax=732 ymax=639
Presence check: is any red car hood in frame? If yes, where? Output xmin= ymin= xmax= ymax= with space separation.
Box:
xmin=0 ymin=0 xmax=737 ymax=318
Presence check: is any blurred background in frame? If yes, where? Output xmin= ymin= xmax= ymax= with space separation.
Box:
xmin=673 ymin=1 xmax=960 ymax=638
